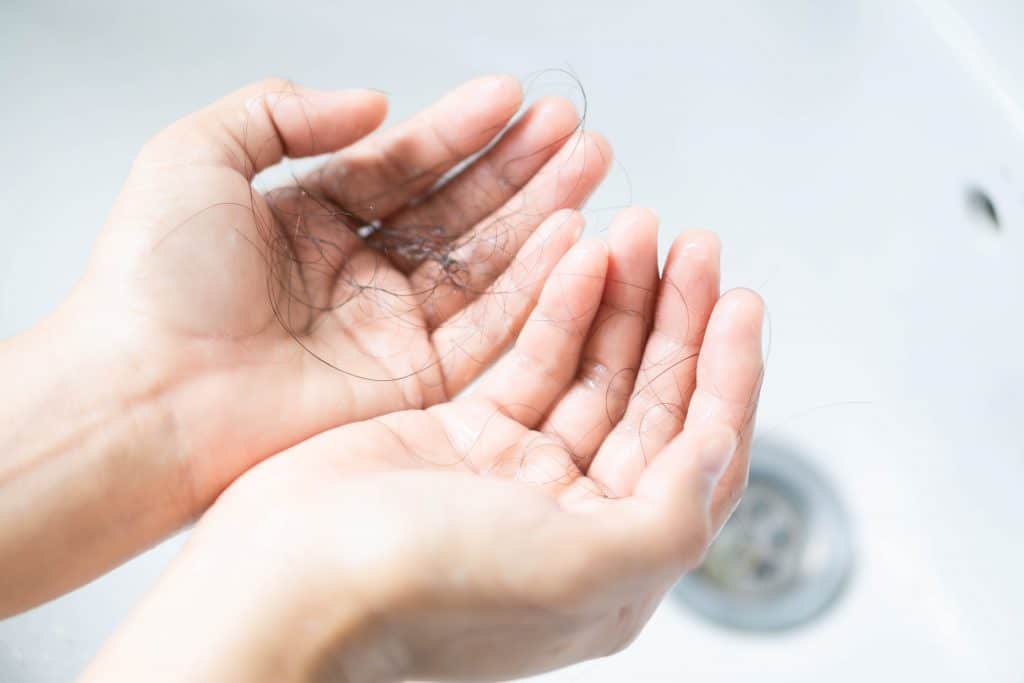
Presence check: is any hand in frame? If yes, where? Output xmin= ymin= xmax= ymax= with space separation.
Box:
xmin=0 ymin=75 xmax=609 ymax=614
xmin=89 ymin=74 xmax=609 ymax=507
xmin=83 ymin=209 xmax=764 ymax=682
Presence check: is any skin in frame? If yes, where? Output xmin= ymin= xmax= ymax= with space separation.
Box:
xmin=0 ymin=75 xmax=764 ymax=681
xmin=0 ymin=75 xmax=611 ymax=615
xmin=82 ymin=209 xmax=765 ymax=682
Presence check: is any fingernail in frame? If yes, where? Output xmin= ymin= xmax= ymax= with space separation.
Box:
xmin=699 ymin=430 xmax=737 ymax=481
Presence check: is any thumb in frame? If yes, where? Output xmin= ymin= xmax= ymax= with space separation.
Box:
xmin=631 ymin=426 xmax=737 ymax=564
xmin=137 ymin=78 xmax=389 ymax=178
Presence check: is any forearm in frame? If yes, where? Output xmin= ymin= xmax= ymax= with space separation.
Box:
xmin=80 ymin=511 xmax=395 ymax=683
xmin=0 ymin=304 xmax=191 ymax=615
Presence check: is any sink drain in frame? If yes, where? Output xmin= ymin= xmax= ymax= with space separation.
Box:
xmin=673 ymin=440 xmax=853 ymax=631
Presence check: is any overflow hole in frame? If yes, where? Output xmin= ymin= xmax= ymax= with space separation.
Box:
xmin=966 ymin=186 xmax=1000 ymax=231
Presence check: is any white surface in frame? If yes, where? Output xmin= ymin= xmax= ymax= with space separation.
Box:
xmin=2 ymin=1 xmax=1023 ymax=680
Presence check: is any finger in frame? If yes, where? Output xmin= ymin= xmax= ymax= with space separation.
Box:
xmin=571 ymin=292 xmax=763 ymax=578
xmin=538 ymin=208 xmax=659 ymax=465
xmin=634 ymin=288 xmax=765 ymax=533
xmin=381 ymin=96 xmax=580 ymax=270
xmin=431 ymin=209 xmax=584 ymax=398
xmin=472 ymin=238 xmax=608 ymax=426
xmin=586 ymin=230 xmax=721 ymax=498
xmin=559 ymin=284 xmax=763 ymax=606
xmin=413 ymin=130 xmax=613 ymax=329
xmin=137 ymin=78 xmax=389 ymax=179
xmin=305 ymin=75 xmax=523 ymax=222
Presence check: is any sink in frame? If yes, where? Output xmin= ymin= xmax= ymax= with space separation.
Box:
xmin=1 ymin=1 xmax=1022 ymax=681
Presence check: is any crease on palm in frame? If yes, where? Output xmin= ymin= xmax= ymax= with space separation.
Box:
xmin=124 ymin=77 xmax=761 ymax=519
xmin=285 ymin=206 xmax=764 ymax=533
xmin=203 ymin=80 xmax=613 ymax=431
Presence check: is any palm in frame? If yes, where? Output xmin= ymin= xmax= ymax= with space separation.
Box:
xmin=290 ymin=206 xmax=763 ymax=536
xmin=89 ymin=77 xmax=609 ymax=504
xmin=241 ymin=207 xmax=764 ymax=679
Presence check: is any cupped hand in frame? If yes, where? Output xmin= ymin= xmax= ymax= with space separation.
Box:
xmin=87 ymin=208 xmax=764 ymax=682
xmin=70 ymin=75 xmax=609 ymax=508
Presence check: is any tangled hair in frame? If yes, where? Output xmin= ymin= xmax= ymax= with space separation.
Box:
xmin=202 ymin=69 xmax=767 ymax=488
xmin=247 ymin=69 xmax=606 ymax=383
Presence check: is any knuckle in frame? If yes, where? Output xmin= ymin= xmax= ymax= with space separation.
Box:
xmin=512 ymin=343 xmax=568 ymax=386
xmin=575 ymin=357 xmax=610 ymax=391
xmin=475 ymin=302 xmax=512 ymax=347
xmin=635 ymin=400 xmax=685 ymax=442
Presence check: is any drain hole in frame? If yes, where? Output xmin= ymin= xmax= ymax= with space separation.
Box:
xmin=966 ymin=186 xmax=1000 ymax=231
xmin=673 ymin=440 xmax=853 ymax=632
xmin=751 ymin=499 xmax=772 ymax=519
xmin=771 ymin=528 xmax=791 ymax=548
xmin=755 ymin=560 xmax=777 ymax=580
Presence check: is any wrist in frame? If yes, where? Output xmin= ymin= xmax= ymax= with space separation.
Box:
xmin=0 ymin=297 xmax=192 ymax=614
xmin=180 ymin=447 xmax=434 ymax=683
xmin=85 ymin=489 xmax=406 ymax=683
xmin=41 ymin=294 xmax=192 ymax=513
xmin=53 ymin=285 xmax=197 ymax=512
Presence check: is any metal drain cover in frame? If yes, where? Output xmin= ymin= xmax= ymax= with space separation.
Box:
xmin=673 ymin=440 xmax=853 ymax=631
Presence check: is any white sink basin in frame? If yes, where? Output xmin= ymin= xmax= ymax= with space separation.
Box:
xmin=2 ymin=1 xmax=1022 ymax=680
